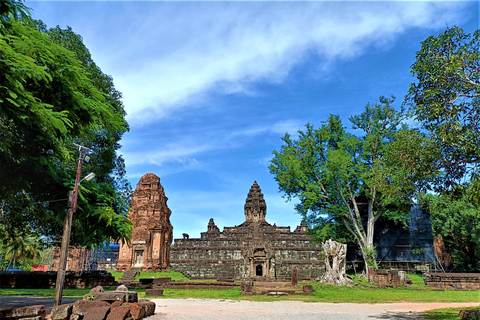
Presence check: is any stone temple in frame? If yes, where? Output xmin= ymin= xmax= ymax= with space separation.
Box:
xmin=117 ymin=173 xmax=173 ymax=271
xmin=170 ymin=181 xmax=324 ymax=280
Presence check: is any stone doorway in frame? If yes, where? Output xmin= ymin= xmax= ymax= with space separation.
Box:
xmin=251 ymin=248 xmax=268 ymax=277
xmin=256 ymin=264 xmax=263 ymax=276
xmin=133 ymin=250 xmax=144 ymax=267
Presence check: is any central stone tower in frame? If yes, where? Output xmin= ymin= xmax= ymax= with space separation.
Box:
xmin=244 ymin=181 xmax=266 ymax=223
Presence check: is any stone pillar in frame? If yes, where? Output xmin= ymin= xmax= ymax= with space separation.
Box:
xmin=291 ymin=266 xmax=298 ymax=287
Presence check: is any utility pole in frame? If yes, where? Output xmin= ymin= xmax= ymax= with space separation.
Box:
xmin=53 ymin=144 xmax=92 ymax=307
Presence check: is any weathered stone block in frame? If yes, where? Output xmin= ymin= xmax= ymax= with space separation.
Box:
xmin=302 ymin=285 xmax=313 ymax=293
xmin=106 ymin=306 xmax=130 ymax=320
xmin=124 ymin=303 xmax=145 ymax=320
xmin=137 ymin=301 xmax=156 ymax=317
xmin=51 ymin=303 xmax=74 ymax=320
xmin=267 ymin=291 xmax=288 ymax=296
xmin=116 ymin=285 xmax=128 ymax=292
xmin=152 ymin=277 xmax=170 ymax=285
xmin=138 ymin=278 xmax=153 ymax=285
xmin=241 ymin=280 xmax=253 ymax=292
xmin=94 ymin=291 xmax=138 ymax=303
xmin=0 ymin=308 xmax=14 ymax=319
xmin=72 ymin=300 xmax=110 ymax=316
xmin=8 ymin=305 xmax=46 ymax=319
xmin=460 ymin=309 xmax=480 ymax=319
xmin=83 ymin=306 xmax=111 ymax=320
xmin=145 ymin=288 xmax=164 ymax=296
xmin=425 ymin=273 xmax=480 ymax=291
xmin=111 ymin=301 xmax=123 ymax=308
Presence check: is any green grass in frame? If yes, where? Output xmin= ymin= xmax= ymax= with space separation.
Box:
xmin=424 ymin=306 xmax=480 ymax=320
xmin=1 ymin=273 xmax=480 ymax=304
xmin=0 ymin=288 xmax=115 ymax=298
xmin=135 ymin=270 xmax=190 ymax=282
xmin=108 ymin=269 xmax=190 ymax=282
xmin=109 ymin=271 xmax=124 ymax=281
xmin=309 ymin=282 xmax=480 ymax=303
xmin=158 ymin=287 xmax=242 ymax=299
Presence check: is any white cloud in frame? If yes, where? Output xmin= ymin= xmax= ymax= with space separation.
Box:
xmin=121 ymin=119 xmax=304 ymax=168
xmin=85 ymin=1 xmax=466 ymax=125
xmin=123 ymin=142 xmax=211 ymax=166
xmin=270 ymin=120 xmax=303 ymax=136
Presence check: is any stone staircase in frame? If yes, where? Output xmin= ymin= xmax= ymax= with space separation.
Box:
xmin=119 ymin=268 xmax=141 ymax=285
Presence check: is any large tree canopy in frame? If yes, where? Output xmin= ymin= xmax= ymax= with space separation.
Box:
xmin=406 ymin=26 xmax=480 ymax=189
xmin=406 ymin=26 xmax=480 ymax=271
xmin=270 ymin=97 xmax=439 ymax=270
xmin=420 ymin=188 xmax=480 ymax=272
xmin=0 ymin=2 xmax=132 ymax=249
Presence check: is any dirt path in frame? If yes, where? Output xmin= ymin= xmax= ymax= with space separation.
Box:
xmin=149 ymin=299 xmax=479 ymax=320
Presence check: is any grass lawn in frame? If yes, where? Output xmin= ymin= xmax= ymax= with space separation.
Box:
xmin=1 ymin=271 xmax=479 ymax=305
xmin=424 ymin=306 xmax=480 ymax=320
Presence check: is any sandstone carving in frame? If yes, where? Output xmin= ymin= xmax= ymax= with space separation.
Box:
xmin=170 ymin=181 xmax=324 ymax=280
xmin=117 ymin=173 xmax=173 ymax=271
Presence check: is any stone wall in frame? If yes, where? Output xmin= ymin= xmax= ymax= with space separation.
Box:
xmin=423 ymin=273 xmax=480 ymax=290
xmin=0 ymin=271 xmax=115 ymax=289
xmin=367 ymin=268 xmax=409 ymax=287
xmin=170 ymin=260 xmax=239 ymax=279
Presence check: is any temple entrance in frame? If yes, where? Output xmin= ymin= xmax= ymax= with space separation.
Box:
xmin=133 ymin=250 xmax=144 ymax=267
xmin=250 ymin=248 xmax=268 ymax=277
xmin=256 ymin=264 xmax=263 ymax=276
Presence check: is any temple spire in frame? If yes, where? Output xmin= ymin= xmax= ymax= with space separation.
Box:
xmin=244 ymin=181 xmax=267 ymax=223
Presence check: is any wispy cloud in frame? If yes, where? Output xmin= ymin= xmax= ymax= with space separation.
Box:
xmin=91 ymin=1 xmax=466 ymax=125
xmin=123 ymin=142 xmax=211 ymax=166
xmin=122 ymin=119 xmax=304 ymax=169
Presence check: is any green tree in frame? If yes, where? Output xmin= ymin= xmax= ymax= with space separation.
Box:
xmin=0 ymin=4 xmax=132 ymax=247
xmin=0 ymin=222 xmax=42 ymax=270
xmin=420 ymin=189 xmax=480 ymax=272
xmin=406 ymin=26 xmax=480 ymax=190
xmin=0 ymin=0 xmax=29 ymax=26
xmin=270 ymin=97 xmax=438 ymax=271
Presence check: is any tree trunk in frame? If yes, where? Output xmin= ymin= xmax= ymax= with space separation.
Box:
xmin=363 ymin=201 xmax=378 ymax=275
xmin=6 ymin=256 xmax=13 ymax=270
xmin=322 ymin=239 xmax=350 ymax=285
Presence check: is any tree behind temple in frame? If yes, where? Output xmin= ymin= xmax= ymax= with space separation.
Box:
xmin=269 ymin=97 xmax=439 ymax=271
xmin=406 ymin=26 xmax=480 ymax=191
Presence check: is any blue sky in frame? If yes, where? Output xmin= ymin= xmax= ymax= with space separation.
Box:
xmin=26 ymin=1 xmax=479 ymax=241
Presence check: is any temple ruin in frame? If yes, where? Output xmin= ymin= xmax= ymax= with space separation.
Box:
xmin=117 ymin=173 xmax=173 ymax=271
xmin=170 ymin=181 xmax=324 ymax=280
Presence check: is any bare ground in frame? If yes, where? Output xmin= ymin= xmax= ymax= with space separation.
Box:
xmin=149 ymin=298 xmax=479 ymax=320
